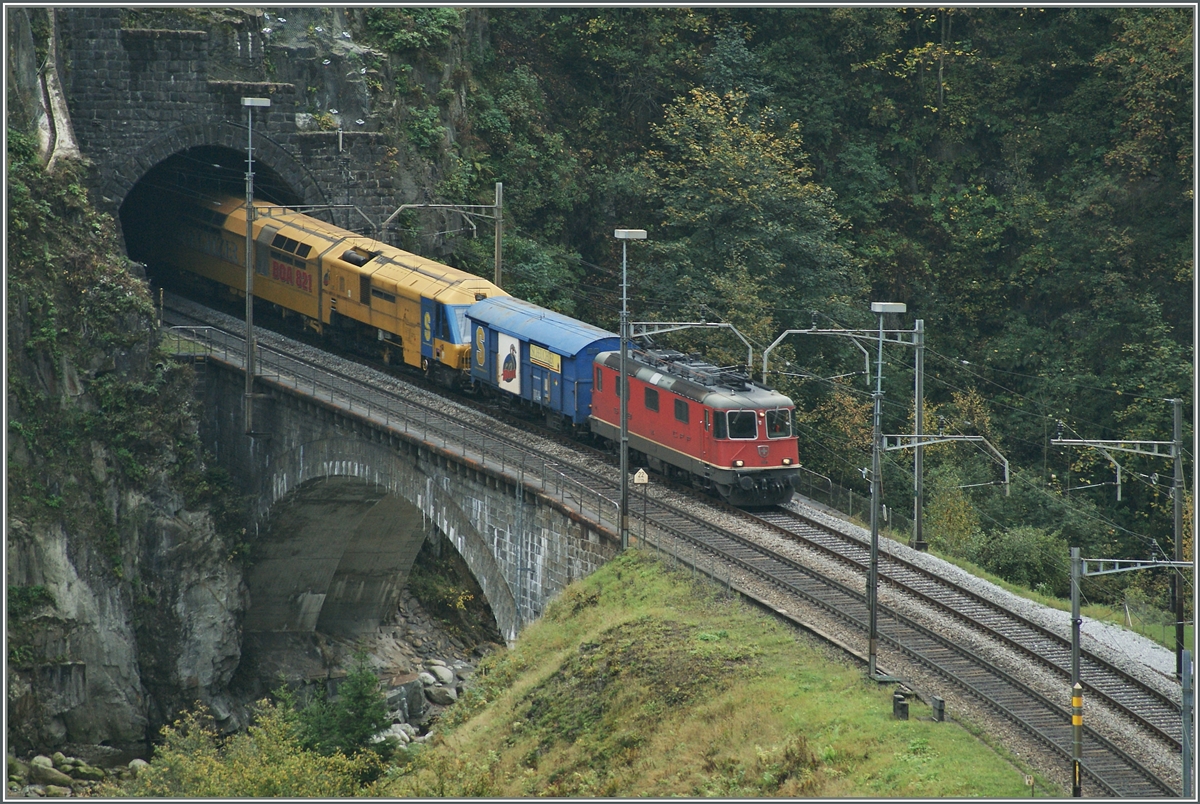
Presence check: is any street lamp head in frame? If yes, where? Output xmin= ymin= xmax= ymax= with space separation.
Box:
xmin=614 ymin=229 xmax=647 ymax=240
xmin=871 ymin=302 xmax=906 ymax=314
xmin=241 ymin=97 xmax=271 ymax=107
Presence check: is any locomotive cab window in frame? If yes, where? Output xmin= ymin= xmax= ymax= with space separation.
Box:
xmin=446 ymin=305 xmax=471 ymax=343
xmin=713 ymin=410 xmax=727 ymax=439
xmin=728 ymin=410 xmax=758 ymax=440
xmin=674 ymin=398 xmax=689 ymax=423
xmin=644 ymin=387 xmax=659 ymax=412
xmin=766 ymin=408 xmax=792 ymax=438
xmin=595 ymin=367 xmax=602 ymax=392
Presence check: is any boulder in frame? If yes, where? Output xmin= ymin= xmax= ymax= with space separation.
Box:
xmin=417 ymin=671 xmax=436 ymax=687
xmin=425 ymin=685 xmax=457 ymax=706
xmin=128 ymin=758 xmax=150 ymax=777
xmin=8 ymin=755 xmax=30 ymax=783
xmin=29 ymin=763 xmax=73 ymax=787
xmin=30 ymin=755 xmax=53 ymax=769
xmin=44 ymin=784 xmax=72 ymax=797
xmin=70 ymin=763 xmax=106 ymax=781
xmin=428 ymin=665 xmax=455 ymax=685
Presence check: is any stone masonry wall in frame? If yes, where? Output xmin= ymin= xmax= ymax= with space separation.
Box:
xmin=194 ymin=357 xmax=619 ymax=645
xmin=57 ymin=7 xmax=407 ymax=242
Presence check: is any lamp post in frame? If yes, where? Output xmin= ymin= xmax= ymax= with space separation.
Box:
xmin=614 ymin=228 xmax=647 ymax=550
xmin=868 ymin=301 xmax=905 ymax=679
xmin=242 ymin=96 xmax=270 ymax=435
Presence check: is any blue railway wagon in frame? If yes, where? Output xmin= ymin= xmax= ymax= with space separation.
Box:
xmin=467 ymin=297 xmax=618 ymax=425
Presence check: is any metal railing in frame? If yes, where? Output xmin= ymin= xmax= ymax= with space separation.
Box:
xmin=165 ymin=326 xmax=621 ymax=533
xmin=792 ymin=469 xmax=913 ymax=539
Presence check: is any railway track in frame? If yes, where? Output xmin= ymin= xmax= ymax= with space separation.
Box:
xmin=160 ymin=296 xmax=1180 ymax=797
xmin=750 ymin=506 xmax=1184 ymax=750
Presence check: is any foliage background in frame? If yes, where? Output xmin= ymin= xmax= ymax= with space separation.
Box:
xmin=369 ymin=6 xmax=1192 ymax=605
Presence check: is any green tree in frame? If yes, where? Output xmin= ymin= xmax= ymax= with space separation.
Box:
xmin=628 ymin=88 xmax=863 ymax=356
xmin=295 ymin=653 xmax=392 ymax=759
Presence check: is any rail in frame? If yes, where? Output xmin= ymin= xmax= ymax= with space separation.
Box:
xmin=164 ymin=326 xmax=621 ymax=533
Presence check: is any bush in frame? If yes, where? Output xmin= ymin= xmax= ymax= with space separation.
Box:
xmin=106 ymin=701 xmax=377 ymax=797
xmin=967 ymin=526 xmax=1070 ymax=597
xmin=925 ymin=468 xmax=980 ymax=557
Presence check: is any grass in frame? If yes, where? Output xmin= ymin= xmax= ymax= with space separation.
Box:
xmin=373 ymin=549 xmax=1055 ymax=798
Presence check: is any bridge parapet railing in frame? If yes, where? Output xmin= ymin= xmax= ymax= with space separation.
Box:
xmin=166 ymin=326 xmax=621 ymax=534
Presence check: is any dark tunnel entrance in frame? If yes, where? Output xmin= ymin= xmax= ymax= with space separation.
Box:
xmin=119 ymin=144 xmax=304 ymax=271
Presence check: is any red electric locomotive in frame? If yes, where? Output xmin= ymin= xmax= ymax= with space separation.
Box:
xmin=589 ymin=348 xmax=801 ymax=507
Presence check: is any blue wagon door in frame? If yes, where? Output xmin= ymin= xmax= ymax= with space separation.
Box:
xmin=529 ymin=343 xmax=561 ymax=411
xmin=420 ymin=296 xmax=436 ymax=366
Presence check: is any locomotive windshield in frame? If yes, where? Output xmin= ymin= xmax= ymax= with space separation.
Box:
xmin=727 ymin=410 xmax=758 ymax=440
xmin=444 ymin=304 xmax=470 ymax=343
xmin=766 ymin=408 xmax=792 ymax=438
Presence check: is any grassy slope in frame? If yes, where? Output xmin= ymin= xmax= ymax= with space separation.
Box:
xmin=376 ymin=550 xmax=1053 ymax=797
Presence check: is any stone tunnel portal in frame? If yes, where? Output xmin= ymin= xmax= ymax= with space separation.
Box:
xmin=119 ymin=144 xmax=303 ymax=273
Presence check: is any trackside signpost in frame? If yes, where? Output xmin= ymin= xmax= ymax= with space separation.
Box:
xmin=634 ymin=468 xmax=649 ymax=547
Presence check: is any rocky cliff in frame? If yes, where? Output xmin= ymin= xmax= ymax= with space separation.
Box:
xmin=6 ymin=7 xmax=246 ymax=754
xmin=5 ymin=5 xmax=486 ymax=755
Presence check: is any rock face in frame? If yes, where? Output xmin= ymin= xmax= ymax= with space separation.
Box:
xmin=5 ymin=405 xmax=248 ymax=756
xmin=5 ymin=6 xmax=494 ymax=757
xmin=5 ymin=8 xmax=247 ymax=753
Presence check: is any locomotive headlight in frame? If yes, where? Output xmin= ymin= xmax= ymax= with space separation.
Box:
xmin=783 ymin=458 xmax=792 ymax=465
xmin=733 ymin=460 xmax=744 ymax=468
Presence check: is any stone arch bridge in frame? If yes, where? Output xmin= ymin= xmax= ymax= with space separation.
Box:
xmin=190 ymin=332 xmax=620 ymax=646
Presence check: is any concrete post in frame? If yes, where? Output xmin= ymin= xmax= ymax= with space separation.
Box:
xmin=913 ymin=319 xmax=926 ymax=550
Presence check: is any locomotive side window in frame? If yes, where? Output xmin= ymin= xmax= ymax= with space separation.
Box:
xmin=674 ymin=398 xmax=689 ymax=423
xmin=704 ymin=409 xmax=710 ymax=431
xmin=595 ymin=367 xmax=602 ymax=392
xmin=728 ymin=410 xmax=758 ymax=439
xmin=766 ymin=408 xmax=792 ymax=438
xmin=713 ymin=410 xmax=727 ymax=439
xmin=644 ymin=387 xmax=659 ymax=412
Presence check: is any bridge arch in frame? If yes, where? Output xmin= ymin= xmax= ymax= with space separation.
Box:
xmin=245 ymin=435 xmax=519 ymax=642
